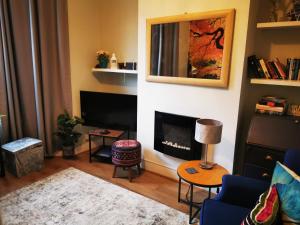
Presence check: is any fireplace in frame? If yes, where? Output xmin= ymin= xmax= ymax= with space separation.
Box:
xmin=154 ymin=111 xmax=202 ymax=160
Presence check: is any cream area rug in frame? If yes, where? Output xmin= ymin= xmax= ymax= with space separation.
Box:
xmin=0 ymin=168 xmax=189 ymax=225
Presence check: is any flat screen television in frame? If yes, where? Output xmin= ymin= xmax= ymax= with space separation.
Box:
xmin=80 ymin=91 xmax=137 ymax=131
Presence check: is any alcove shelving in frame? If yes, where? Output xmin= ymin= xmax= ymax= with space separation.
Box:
xmin=234 ymin=3 xmax=300 ymax=175
xmin=250 ymin=20 xmax=300 ymax=87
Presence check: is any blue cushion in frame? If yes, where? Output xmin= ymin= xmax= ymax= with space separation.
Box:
xmin=271 ymin=162 xmax=300 ymax=223
xmin=276 ymin=181 xmax=300 ymax=222
xmin=200 ymin=199 xmax=250 ymax=225
xmin=271 ymin=161 xmax=299 ymax=186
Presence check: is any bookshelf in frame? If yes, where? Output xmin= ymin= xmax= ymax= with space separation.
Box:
xmin=234 ymin=0 xmax=300 ymax=176
xmin=250 ymin=79 xmax=300 ymax=87
xmin=257 ymin=21 xmax=300 ymax=29
xmin=249 ymin=21 xmax=300 ymax=87
xmin=92 ymin=68 xmax=138 ymax=74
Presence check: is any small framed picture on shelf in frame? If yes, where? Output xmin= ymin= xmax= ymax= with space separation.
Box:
xmin=287 ymin=104 xmax=300 ymax=117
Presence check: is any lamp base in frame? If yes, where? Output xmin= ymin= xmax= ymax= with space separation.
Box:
xmin=200 ymin=161 xmax=216 ymax=170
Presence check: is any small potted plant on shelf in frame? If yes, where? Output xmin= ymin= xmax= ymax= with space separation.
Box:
xmin=54 ymin=111 xmax=84 ymax=159
xmin=96 ymin=50 xmax=110 ymax=68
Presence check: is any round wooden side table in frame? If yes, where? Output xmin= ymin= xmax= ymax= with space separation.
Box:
xmin=177 ymin=160 xmax=229 ymax=224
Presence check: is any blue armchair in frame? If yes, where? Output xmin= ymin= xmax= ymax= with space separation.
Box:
xmin=200 ymin=149 xmax=300 ymax=225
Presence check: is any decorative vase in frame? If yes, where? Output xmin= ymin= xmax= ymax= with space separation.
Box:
xmin=62 ymin=145 xmax=75 ymax=159
xmin=110 ymin=53 xmax=118 ymax=69
xmin=98 ymin=58 xmax=109 ymax=68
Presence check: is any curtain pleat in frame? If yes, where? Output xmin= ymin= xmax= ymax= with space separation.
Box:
xmin=33 ymin=0 xmax=72 ymax=156
xmin=0 ymin=0 xmax=40 ymax=140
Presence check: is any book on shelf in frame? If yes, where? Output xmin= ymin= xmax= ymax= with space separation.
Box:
xmin=259 ymin=59 xmax=271 ymax=79
xmin=259 ymin=96 xmax=287 ymax=104
xmin=293 ymin=59 xmax=300 ymax=80
xmin=255 ymin=108 xmax=285 ymax=116
xmin=258 ymin=100 xmax=286 ymax=108
xmin=266 ymin=61 xmax=278 ymax=79
xmin=274 ymin=58 xmax=287 ymax=79
xmin=255 ymin=104 xmax=285 ymax=113
xmin=287 ymin=58 xmax=293 ymax=80
xmin=271 ymin=61 xmax=284 ymax=79
xmin=248 ymin=55 xmax=265 ymax=78
xmin=286 ymin=58 xmax=300 ymax=80
xmin=255 ymin=96 xmax=287 ymax=116
xmin=247 ymin=56 xmax=259 ymax=78
xmin=248 ymin=55 xmax=300 ymax=81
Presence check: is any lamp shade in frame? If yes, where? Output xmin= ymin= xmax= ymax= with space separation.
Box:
xmin=195 ymin=119 xmax=223 ymax=144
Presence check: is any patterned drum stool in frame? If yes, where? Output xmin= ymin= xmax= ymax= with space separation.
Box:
xmin=112 ymin=140 xmax=141 ymax=182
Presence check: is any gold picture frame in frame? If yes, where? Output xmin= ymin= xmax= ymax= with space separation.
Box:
xmin=146 ymin=9 xmax=235 ymax=88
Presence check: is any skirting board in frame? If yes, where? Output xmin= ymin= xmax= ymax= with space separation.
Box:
xmin=54 ymin=136 xmax=94 ymax=157
xmin=143 ymin=159 xmax=180 ymax=181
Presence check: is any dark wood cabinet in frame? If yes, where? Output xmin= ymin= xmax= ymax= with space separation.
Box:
xmin=243 ymin=146 xmax=284 ymax=181
xmin=243 ymin=115 xmax=300 ymax=181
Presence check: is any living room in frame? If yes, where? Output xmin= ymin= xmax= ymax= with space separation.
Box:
xmin=0 ymin=0 xmax=300 ymax=224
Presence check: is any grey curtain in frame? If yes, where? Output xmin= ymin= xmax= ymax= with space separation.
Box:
xmin=0 ymin=0 xmax=72 ymax=156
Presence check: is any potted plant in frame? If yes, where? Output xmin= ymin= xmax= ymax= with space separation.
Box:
xmin=55 ymin=111 xmax=84 ymax=159
xmin=96 ymin=50 xmax=110 ymax=68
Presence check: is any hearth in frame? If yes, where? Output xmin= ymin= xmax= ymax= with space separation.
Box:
xmin=154 ymin=111 xmax=202 ymax=160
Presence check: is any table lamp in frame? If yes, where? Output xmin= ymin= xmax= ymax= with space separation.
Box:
xmin=195 ymin=119 xmax=223 ymax=169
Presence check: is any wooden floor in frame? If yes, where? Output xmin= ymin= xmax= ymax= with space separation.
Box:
xmin=0 ymin=151 xmax=209 ymax=214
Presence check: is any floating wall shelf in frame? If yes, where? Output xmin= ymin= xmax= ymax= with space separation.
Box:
xmin=92 ymin=68 xmax=138 ymax=74
xmin=250 ymin=79 xmax=300 ymax=87
xmin=257 ymin=21 xmax=300 ymax=29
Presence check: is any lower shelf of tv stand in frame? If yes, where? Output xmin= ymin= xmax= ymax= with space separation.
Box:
xmin=91 ymin=145 xmax=112 ymax=160
xmin=250 ymin=79 xmax=300 ymax=87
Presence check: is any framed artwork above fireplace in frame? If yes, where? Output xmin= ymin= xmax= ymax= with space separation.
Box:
xmin=146 ymin=9 xmax=235 ymax=88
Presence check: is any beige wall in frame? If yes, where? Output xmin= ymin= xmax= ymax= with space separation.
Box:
xmin=98 ymin=0 xmax=138 ymax=63
xmin=138 ymin=0 xmax=252 ymax=178
xmin=68 ymin=0 xmax=138 ymax=117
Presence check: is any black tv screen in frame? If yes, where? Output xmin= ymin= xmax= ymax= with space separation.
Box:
xmin=80 ymin=91 xmax=137 ymax=131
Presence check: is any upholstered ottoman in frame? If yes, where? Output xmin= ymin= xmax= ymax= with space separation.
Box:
xmin=2 ymin=137 xmax=43 ymax=177
xmin=111 ymin=140 xmax=141 ymax=182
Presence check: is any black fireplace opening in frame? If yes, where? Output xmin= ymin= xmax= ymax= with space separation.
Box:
xmin=154 ymin=111 xmax=202 ymax=160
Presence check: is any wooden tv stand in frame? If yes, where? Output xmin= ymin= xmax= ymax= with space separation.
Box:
xmin=88 ymin=129 xmax=125 ymax=163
